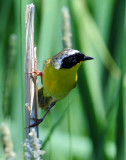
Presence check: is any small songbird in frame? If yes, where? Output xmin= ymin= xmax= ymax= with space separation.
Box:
xmin=30 ymin=48 xmax=93 ymax=127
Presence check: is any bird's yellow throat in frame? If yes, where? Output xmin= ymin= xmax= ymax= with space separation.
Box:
xmin=42 ymin=59 xmax=83 ymax=100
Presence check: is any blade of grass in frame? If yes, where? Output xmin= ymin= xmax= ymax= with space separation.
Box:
xmin=87 ymin=0 xmax=116 ymax=42
xmin=37 ymin=0 xmax=60 ymax=67
xmin=37 ymin=1 xmax=62 ymax=159
xmin=69 ymin=0 xmax=121 ymax=159
xmin=2 ymin=34 xmax=17 ymax=117
xmin=70 ymin=0 xmax=106 ymax=138
xmin=116 ymin=0 xmax=126 ymax=159
xmin=123 ymin=10 xmax=126 ymax=159
xmin=10 ymin=0 xmax=24 ymax=158
xmin=0 ymin=0 xmax=12 ymax=122
xmin=42 ymin=105 xmax=69 ymax=148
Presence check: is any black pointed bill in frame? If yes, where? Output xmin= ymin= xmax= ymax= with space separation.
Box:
xmin=83 ymin=56 xmax=94 ymax=60
xmin=60 ymin=52 xmax=94 ymax=69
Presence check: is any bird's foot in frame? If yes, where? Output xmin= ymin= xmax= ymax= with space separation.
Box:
xmin=26 ymin=118 xmax=44 ymax=128
xmin=25 ymin=101 xmax=56 ymax=129
xmin=25 ymin=69 xmax=43 ymax=83
xmin=26 ymin=69 xmax=42 ymax=77
xmin=30 ymin=117 xmax=37 ymax=121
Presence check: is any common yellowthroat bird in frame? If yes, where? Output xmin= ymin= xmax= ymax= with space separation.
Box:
xmin=30 ymin=48 xmax=93 ymax=127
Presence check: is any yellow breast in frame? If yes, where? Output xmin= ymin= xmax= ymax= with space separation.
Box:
xmin=42 ymin=59 xmax=81 ymax=100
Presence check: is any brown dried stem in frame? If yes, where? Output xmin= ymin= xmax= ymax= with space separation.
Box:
xmin=25 ymin=3 xmax=39 ymax=139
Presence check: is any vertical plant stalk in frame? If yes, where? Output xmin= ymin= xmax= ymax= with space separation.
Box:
xmin=62 ymin=7 xmax=72 ymax=49
xmin=25 ymin=4 xmax=39 ymax=139
xmin=62 ymin=7 xmax=72 ymax=160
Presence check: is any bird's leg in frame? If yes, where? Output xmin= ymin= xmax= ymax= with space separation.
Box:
xmin=26 ymin=69 xmax=43 ymax=83
xmin=27 ymin=101 xmax=56 ymax=128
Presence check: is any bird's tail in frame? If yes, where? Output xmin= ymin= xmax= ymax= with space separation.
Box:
xmin=38 ymin=86 xmax=53 ymax=110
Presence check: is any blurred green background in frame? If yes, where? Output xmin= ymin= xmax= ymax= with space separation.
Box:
xmin=0 ymin=0 xmax=125 ymax=159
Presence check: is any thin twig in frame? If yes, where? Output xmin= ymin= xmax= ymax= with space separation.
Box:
xmin=33 ymin=47 xmax=39 ymax=136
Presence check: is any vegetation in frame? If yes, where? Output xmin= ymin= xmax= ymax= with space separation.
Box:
xmin=0 ymin=0 xmax=125 ymax=159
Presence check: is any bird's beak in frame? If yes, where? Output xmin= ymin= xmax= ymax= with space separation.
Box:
xmin=83 ymin=56 xmax=94 ymax=60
